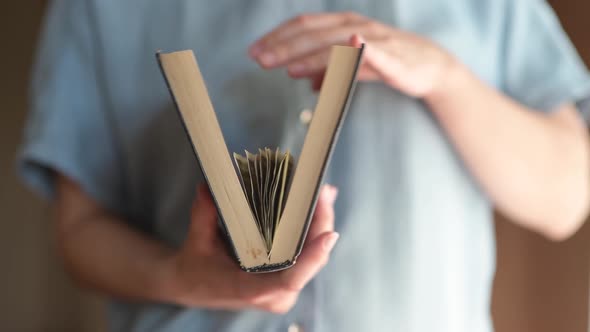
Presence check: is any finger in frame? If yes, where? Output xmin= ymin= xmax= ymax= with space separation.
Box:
xmin=255 ymin=291 xmax=299 ymax=314
xmin=287 ymin=50 xmax=331 ymax=78
xmin=287 ymin=32 xmax=385 ymax=82
xmin=349 ymin=33 xmax=364 ymax=48
xmin=249 ymin=12 xmax=365 ymax=57
xmin=256 ymin=23 xmax=383 ymax=68
xmin=350 ymin=34 xmax=382 ymax=81
xmin=307 ymin=71 xmax=324 ymax=91
xmin=273 ymin=231 xmax=339 ymax=292
xmin=358 ymin=36 xmax=405 ymax=87
xmin=291 ymin=54 xmax=382 ymax=82
xmin=233 ymin=230 xmax=338 ymax=303
xmin=229 ymin=186 xmax=335 ymax=302
xmin=310 ymin=72 xmax=325 ymax=91
xmin=188 ymin=183 xmax=223 ymax=254
xmin=305 ymin=185 xmax=337 ymax=242
xmin=356 ymin=66 xmax=381 ymax=81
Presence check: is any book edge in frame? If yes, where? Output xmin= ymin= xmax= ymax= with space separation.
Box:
xmin=156 ymin=51 xmax=249 ymax=271
xmin=289 ymin=44 xmax=365 ymax=261
xmin=156 ymin=46 xmax=363 ymax=272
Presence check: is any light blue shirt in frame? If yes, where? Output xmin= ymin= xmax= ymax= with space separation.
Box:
xmin=19 ymin=0 xmax=590 ymax=331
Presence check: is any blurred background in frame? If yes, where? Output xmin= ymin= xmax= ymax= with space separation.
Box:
xmin=1 ymin=1 xmax=589 ymax=331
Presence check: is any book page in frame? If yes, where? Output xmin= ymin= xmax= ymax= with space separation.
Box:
xmin=233 ymin=149 xmax=293 ymax=254
xmin=159 ymin=45 xmax=361 ymax=271
xmin=157 ymin=51 xmax=269 ymax=268
xmin=270 ymin=45 xmax=363 ymax=264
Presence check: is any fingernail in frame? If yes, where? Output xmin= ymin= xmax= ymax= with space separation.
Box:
xmin=321 ymin=186 xmax=334 ymax=204
xmin=324 ymin=232 xmax=339 ymax=252
xmin=259 ymin=52 xmax=276 ymax=66
xmin=331 ymin=186 xmax=339 ymax=200
xmin=326 ymin=185 xmax=338 ymax=204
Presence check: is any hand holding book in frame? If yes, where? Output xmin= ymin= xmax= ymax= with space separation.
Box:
xmin=168 ymin=184 xmax=339 ymax=313
xmin=249 ymin=13 xmax=455 ymax=98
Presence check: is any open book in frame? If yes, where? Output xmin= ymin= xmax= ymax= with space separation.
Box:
xmin=157 ymin=45 xmax=363 ymax=272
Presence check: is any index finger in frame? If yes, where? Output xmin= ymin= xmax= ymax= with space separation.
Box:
xmin=249 ymin=12 xmax=364 ymax=57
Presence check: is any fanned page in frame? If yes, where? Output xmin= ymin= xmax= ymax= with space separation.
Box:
xmin=234 ymin=149 xmax=293 ymax=254
xmin=157 ymin=45 xmax=363 ymax=272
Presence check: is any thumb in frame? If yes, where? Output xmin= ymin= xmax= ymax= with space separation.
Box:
xmin=306 ymin=185 xmax=337 ymax=244
xmin=187 ymin=183 xmax=220 ymax=253
xmin=273 ymin=231 xmax=339 ymax=292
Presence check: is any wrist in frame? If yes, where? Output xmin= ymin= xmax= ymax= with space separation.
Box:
xmin=424 ymin=55 xmax=472 ymax=109
xmin=151 ymin=249 xmax=186 ymax=305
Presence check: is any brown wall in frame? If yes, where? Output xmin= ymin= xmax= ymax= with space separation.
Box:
xmin=0 ymin=1 xmax=589 ymax=331
xmin=0 ymin=2 xmax=104 ymax=331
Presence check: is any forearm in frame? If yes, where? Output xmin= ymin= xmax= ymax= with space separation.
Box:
xmin=54 ymin=176 xmax=339 ymax=313
xmin=425 ymin=62 xmax=590 ymax=240
xmin=54 ymin=193 xmax=178 ymax=303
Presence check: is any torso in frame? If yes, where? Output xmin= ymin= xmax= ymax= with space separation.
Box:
xmin=94 ymin=1 xmax=499 ymax=331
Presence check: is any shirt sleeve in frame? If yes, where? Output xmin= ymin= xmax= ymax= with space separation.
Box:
xmin=17 ymin=0 xmax=124 ymax=211
xmin=501 ymin=0 xmax=590 ymax=120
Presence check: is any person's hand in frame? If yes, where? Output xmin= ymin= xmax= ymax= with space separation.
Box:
xmin=248 ymin=12 xmax=458 ymax=98
xmin=166 ymin=184 xmax=339 ymax=313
